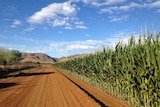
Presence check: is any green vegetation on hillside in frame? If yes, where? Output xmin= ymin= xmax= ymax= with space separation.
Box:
xmin=0 ymin=48 xmax=41 ymax=78
xmin=54 ymin=32 xmax=160 ymax=107
xmin=0 ymin=48 xmax=21 ymax=65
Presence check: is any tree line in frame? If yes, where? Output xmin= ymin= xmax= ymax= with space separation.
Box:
xmin=0 ymin=47 xmax=21 ymax=65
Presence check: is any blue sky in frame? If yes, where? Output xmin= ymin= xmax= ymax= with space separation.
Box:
xmin=0 ymin=0 xmax=160 ymax=58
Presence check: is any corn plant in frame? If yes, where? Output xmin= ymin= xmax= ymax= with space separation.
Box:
xmin=54 ymin=32 xmax=160 ymax=107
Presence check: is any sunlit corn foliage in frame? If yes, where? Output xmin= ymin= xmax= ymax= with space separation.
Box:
xmin=54 ymin=32 xmax=160 ymax=107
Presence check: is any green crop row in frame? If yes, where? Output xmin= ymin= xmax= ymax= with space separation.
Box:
xmin=54 ymin=32 xmax=160 ymax=107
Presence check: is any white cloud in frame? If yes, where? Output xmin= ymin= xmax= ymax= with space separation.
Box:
xmin=70 ymin=0 xmax=126 ymax=6
xmin=0 ymin=30 xmax=140 ymax=57
xmin=53 ymin=18 xmax=66 ymax=26
xmin=27 ymin=2 xmax=77 ymax=24
xmin=151 ymin=1 xmax=160 ymax=7
xmin=99 ymin=1 xmax=160 ymax=14
xmin=10 ymin=20 xmax=22 ymax=28
xmin=27 ymin=2 xmax=87 ymax=30
xmin=100 ymin=2 xmax=142 ymax=14
xmin=75 ymin=25 xmax=88 ymax=29
xmin=65 ymin=23 xmax=73 ymax=30
xmin=92 ymin=0 xmax=127 ymax=7
xmin=119 ymin=2 xmax=141 ymax=11
xmin=13 ymin=20 xmax=22 ymax=25
xmin=99 ymin=8 xmax=113 ymax=14
xmin=75 ymin=20 xmax=87 ymax=29
xmin=0 ymin=35 xmax=109 ymax=57
xmin=67 ymin=44 xmax=93 ymax=49
xmin=65 ymin=26 xmax=73 ymax=30
xmin=75 ymin=21 xmax=84 ymax=25
xmin=69 ymin=0 xmax=97 ymax=4
xmin=109 ymin=15 xmax=129 ymax=22
xmin=49 ymin=40 xmax=105 ymax=54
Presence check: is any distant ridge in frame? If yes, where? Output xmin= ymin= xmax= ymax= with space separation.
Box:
xmin=19 ymin=53 xmax=57 ymax=63
xmin=58 ymin=53 xmax=89 ymax=62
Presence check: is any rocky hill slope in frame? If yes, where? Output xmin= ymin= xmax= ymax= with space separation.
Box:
xmin=19 ymin=53 xmax=57 ymax=63
xmin=57 ymin=54 xmax=89 ymax=62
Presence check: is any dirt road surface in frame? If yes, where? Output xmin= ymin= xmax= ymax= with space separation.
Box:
xmin=0 ymin=66 xmax=130 ymax=107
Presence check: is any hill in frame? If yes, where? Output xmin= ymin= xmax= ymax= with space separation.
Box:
xmin=58 ymin=53 xmax=89 ymax=62
xmin=19 ymin=53 xmax=57 ymax=63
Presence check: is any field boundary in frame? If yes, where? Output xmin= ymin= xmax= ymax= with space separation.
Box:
xmin=55 ymin=67 xmax=130 ymax=107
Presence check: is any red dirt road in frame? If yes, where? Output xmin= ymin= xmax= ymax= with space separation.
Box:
xmin=0 ymin=66 xmax=130 ymax=107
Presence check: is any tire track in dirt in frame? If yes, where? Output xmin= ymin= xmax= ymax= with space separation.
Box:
xmin=0 ymin=66 xmax=130 ymax=107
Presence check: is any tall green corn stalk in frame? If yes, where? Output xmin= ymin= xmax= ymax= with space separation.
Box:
xmin=54 ymin=32 xmax=160 ymax=107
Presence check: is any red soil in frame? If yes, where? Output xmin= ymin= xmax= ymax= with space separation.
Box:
xmin=0 ymin=66 xmax=130 ymax=107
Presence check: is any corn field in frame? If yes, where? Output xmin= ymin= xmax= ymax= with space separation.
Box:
xmin=54 ymin=32 xmax=160 ymax=107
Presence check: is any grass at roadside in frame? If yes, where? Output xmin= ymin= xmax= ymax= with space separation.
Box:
xmin=0 ymin=63 xmax=41 ymax=79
